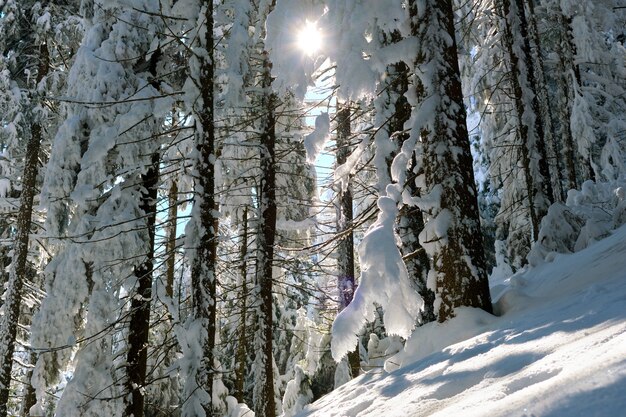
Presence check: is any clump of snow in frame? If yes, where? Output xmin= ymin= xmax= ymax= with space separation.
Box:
xmin=365 ymin=334 xmax=404 ymax=371
xmin=220 ymin=0 xmax=252 ymax=108
xmin=333 ymin=358 xmax=352 ymax=389
xmin=331 ymin=196 xmax=422 ymax=361
xmin=225 ymin=396 xmax=254 ymax=417
xmin=304 ymin=112 xmax=330 ymax=164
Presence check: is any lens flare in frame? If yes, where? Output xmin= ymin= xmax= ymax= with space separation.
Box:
xmin=297 ymin=20 xmax=322 ymax=56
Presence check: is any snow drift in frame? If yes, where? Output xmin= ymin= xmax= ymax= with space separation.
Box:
xmin=298 ymin=220 xmax=626 ymax=417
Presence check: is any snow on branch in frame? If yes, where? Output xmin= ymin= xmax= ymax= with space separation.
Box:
xmin=331 ymin=196 xmax=422 ymax=361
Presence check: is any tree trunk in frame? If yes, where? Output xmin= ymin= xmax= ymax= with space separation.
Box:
xmin=526 ymin=0 xmax=565 ymax=202
xmin=384 ymin=26 xmax=434 ymax=323
xmin=189 ymin=0 xmax=219 ymax=414
xmin=165 ymin=181 xmax=178 ymax=299
xmin=414 ymin=0 xmax=492 ymax=322
xmin=124 ymin=153 xmax=159 ymax=417
xmin=254 ymin=51 xmax=277 ymax=417
xmin=556 ymin=11 xmax=584 ymax=190
xmin=334 ymin=104 xmax=360 ymax=378
xmin=0 ymin=42 xmax=49 ymax=417
xmin=515 ymin=0 xmax=554 ymax=205
xmin=20 ymin=353 xmax=37 ymax=417
xmin=336 ymin=105 xmax=355 ymax=314
xmin=500 ymin=0 xmax=552 ymax=241
xmin=234 ymin=207 xmax=249 ymax=403
xmin=513 ymin=0 xmax=554 ymax=205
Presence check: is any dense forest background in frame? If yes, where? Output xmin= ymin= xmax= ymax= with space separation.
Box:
xmin=0 ymin=0 xmax=624 ymax=416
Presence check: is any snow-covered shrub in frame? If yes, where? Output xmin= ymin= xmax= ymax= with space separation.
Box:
xmin=528 ymin=179 xmax=626 ymax=265
xmin=225 ymin=395 xmax=255 ymax=417
xmin=281 ymin=365 xmax=313 ymax=417
xmin=363 ymin=334 xmax=403 ymax=371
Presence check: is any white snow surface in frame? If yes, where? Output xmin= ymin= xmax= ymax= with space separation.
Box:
xmin=299 ymin=224 xmax=626 ymax=417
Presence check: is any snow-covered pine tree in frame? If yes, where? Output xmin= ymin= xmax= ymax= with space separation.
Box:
xmin=144 ymin=150 xmax=184 ymax=414
xmin=272 ymin=97 xmax=317 ymax=408
xmin=217 ymin=114 xmax=258 ymax=410
xmin=124 ymin=152 xmax=159 ymax=417
xmin=0 ymin=40 xmax=48 ymax=417
xmin=211 ymin=1 xmax=260 ymax=407
xmin=554 ymin=7 xmax=582 ymax=191
xmin=29 ymin=1 xmax=175 ymax=414
xmin=255 ymin=46 xmax=279 ymax=417
xmin=548 ymin=0 xmax=626 ymax=185
xmin=467 ymin=0 xmax=624 ymax=269
xmin=524 ymin=0 xmax=564 ymax=202
xmin=0 ymin=1 xmax=56 ymax=413
xmin=467 ymin=0 xmax=554 ymax=268
xmin=233 ymin=207 xmax=251 ymax=404
xmin=179 ymin=0 xmax=222 ymax=413
xmin=334 ymin=104 xmax=355 ymax=313
xmin=498 ymin=0 xmax=555 ymax=242
xmin=218 ymin=122 xmax=311 ymax=408
xmin=321 ymin=0 xmax=423 ymax=362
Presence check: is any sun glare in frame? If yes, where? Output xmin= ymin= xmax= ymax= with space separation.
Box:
xmin=297 ymin=20 xmax=322 ymax=56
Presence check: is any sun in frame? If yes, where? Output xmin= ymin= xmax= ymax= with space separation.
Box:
xmin=296 ymin=20 xmax=322 ymax=56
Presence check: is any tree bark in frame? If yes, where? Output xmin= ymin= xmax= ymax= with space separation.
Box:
xmin=556 ymin=11 xmax=584 ymax=190
xmin=124 ymin=153 xmax=159 ymax=417
xmin=513 ymin=0 xmax=554 ymax=205
xmin=335 ymin=105 xmax=355 ymax=314
xmin=20 ymin=351 xmax=37 ymax=416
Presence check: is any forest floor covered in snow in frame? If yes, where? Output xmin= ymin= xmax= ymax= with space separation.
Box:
xmin=297 ymin=224 xmax=626 ymax=417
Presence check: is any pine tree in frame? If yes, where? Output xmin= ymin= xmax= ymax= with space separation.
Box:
xmin=499 ymin=0 xmax=554 ymax=241
xmin=0 ymin=44 xmax=48 ymax=417
xmin=549 ymin=0 xmax=625 ymax=185
xmin=468 ymin=0 xmax=561 ymax=267
xmin=334 ymin=103 xmax=361 ymax=376
xmin=185 ymin=0 xmax=221 ymax=413
xmin=233 ymin=208 xmax=250 ymax=404
xmin=124 ymin=153 xmax=159 ymax=417
xmin=0 ymin=2 xmax=51 ymax=413
xmin=254 ymin=49 xmax=278 ymax=417
xmin=555 ymin=9 xmax=582 ymax=190
xmin=29 ymin=1 xmax=176 ymax=414
xmin=525 ymin=0 xmax=564 ymax=202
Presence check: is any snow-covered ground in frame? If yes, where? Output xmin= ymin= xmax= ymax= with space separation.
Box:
xmin=298 ymin=224 xmax=626 ymax=417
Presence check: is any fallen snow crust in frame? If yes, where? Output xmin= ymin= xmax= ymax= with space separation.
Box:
xmin=298 ymin=224 xmax=626 ymax=417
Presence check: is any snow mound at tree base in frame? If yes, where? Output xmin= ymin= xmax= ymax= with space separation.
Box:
xmin=297 ymin=224 xmax=626 ymax=417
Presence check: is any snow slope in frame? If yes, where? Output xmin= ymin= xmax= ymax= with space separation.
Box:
xmin=298 ymin=224 xmax=626 ymax=417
